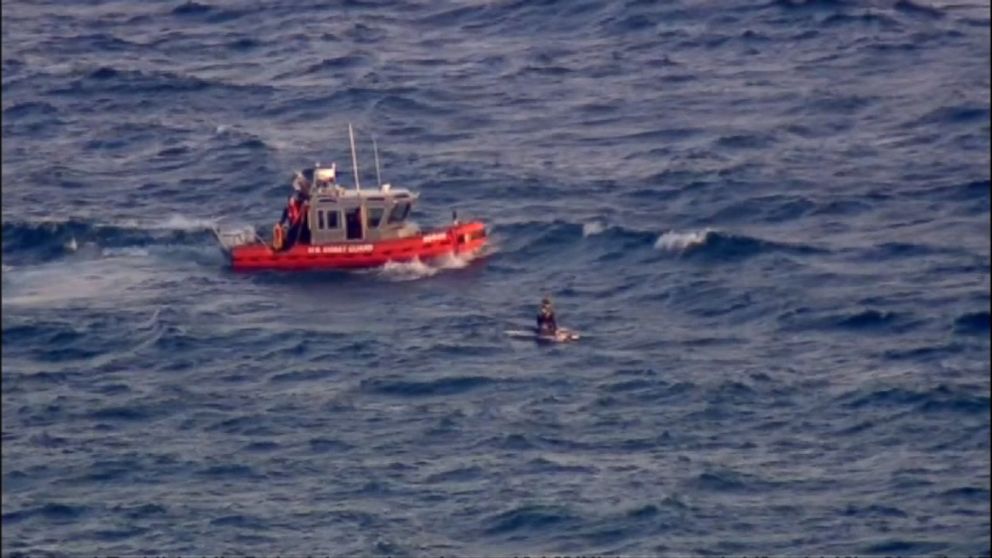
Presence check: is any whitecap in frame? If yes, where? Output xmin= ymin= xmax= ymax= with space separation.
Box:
xmin=150 ymin=215 xmax=219 ymax=231
xmin=375 ymin=258 xmax=439 ymax=282
xmin=101 ymin=247 xmax=150 ymax=258
xmin=372 ymin=252 xmax=473 ymax=282
xmin=1 ymin=257 xmax=155 ymax=308
xmin=582 ymin=221 xmax=606 ymax=237
xmin=433 ymin=252 xmax=471 ymax=270
xmin=655 ymin=229 xmax=712 ymax=252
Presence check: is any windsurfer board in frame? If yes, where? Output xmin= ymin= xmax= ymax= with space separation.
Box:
xmin=505 ymin=327 xmax=580 ymax=343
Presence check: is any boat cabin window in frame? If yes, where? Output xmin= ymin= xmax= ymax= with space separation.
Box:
xmin=367 ymin=206 xmax=385 ymax=228
xmin=317 ymin=209 xmax=340 ymax=230
xmin=345 ymin=207 xmax=362 ymax=240
xmin=388 ymin=202 xmax=411 ymax=224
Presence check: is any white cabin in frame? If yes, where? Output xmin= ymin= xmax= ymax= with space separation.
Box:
xmin=303 ymin=162 xmax=421 ymax=245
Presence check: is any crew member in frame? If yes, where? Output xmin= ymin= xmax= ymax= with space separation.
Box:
xmin=279 ymin=176 xmax=311 ymax=249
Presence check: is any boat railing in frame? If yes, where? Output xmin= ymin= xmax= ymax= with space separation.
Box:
xmin=213 ymin=226 xmax=262 ymax=252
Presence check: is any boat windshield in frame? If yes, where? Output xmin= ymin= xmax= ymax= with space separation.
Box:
xmin=368 ymin=207 xmax=385 ymax=227
xmin=388 ymin=202 xmax=411 ymax=224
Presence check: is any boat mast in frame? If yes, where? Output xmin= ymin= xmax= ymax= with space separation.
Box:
xmin=349 ymin=122 xmax=361 ymax=192
xmin=372 ymin=135 xmax=382 ymax=187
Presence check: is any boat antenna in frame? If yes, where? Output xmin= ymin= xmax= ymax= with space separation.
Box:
xmin=348 ymin=122 xmax=361 ymax=192
xmin=372 ymin=135 xmax=382 ymax=187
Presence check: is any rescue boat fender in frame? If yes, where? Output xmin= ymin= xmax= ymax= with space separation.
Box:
xmin=272 ymin=223 xmax=284 ymax=251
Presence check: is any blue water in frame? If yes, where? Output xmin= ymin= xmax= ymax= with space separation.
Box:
xmin=2 ymin=0 xmax=990 ymax=555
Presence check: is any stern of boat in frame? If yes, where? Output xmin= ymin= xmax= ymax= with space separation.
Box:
xmin=213 ymin=226 xmax=258 ymax=254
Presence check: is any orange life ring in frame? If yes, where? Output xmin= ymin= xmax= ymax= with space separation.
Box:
xmin=272 ymin=223 xmax=284 ymax=251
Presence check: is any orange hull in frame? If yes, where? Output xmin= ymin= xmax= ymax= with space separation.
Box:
xmin=230 ymin=221 xmax=486 ymax=271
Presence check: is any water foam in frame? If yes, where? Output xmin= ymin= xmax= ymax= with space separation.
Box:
xmin=376 ymin=258 xmax=439 ymax=281
xmin=655 ymin=229 xmax=712 ymax=252
xmin=582 ymin=221 xmax=606 ymax=237
xmin=101 ymin=247 xmax=151 ymax=258
xmin=373 ymin=253 xmax=472 ymax=282
xmin=433 ymin=252 xmax=471 ymax=270
xmin=1 ymin=257 xmax=155 ymax=308
xmin=148 ymin=215 xmax=219 ymax=231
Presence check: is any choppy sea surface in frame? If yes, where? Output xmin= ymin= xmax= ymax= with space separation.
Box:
xmin=2 ymin=0 xmax=990 ymax=555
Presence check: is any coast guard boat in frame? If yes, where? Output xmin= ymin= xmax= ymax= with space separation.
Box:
xmin=215 ymin=126 xmax=487 ymax=272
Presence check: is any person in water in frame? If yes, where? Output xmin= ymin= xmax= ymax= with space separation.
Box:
xmin=536 ymin=297 xmax=557 ymax=335
xmin=279 ymin=174 xmax=311 ymax=249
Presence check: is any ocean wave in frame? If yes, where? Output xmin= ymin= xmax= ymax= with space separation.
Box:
xmin=842 ymin=504 xmax=909 ymax=518
xmin=769 ymin=0 xmax=855 ymax=12
xmin=360 ymin=375 xmax=497 ymax=397
xmin=779 ymin=307 xmax=924 ymax=335
xmin=894 ymin=0 xmax=944 ymax=18
xmin=953 ymin=311 xmax=990 ymax=334
xmin=690 ymin=469 xmax=765 ymax=492
xmin=2 ymin=100 xmax=59 ymax=119
xmin=423 ymin=465 xmax=485 ymax=484
xmin=370 ymin=252 xmax=472 ymax=282
xmin=1 ymin=218 xmax=219 ymax=264
xmin=654 ymin=229 xmax=712 ymax=252
xmin=882 ymin=343 xmax=965 ymax=361
xmin=497 ymin=220 xmax=823 ymax=265
xmin=582 ymin=221 xmax=606 ymax=237
xmin=835 ymin=308 xmax=900 ymax=329
xmin=658 ymin=228 xmax=828 ymax=261
xmin=861 ymin=539 xmax=950 ymax=555
xmin=2 ymin=503 xmax=89 ymax=525
xmin=821 ymin=11 xmax=901 ymax=28
xmin=302 ymin=54 xmax=371 ymax=75
xmin=918 ymin=104 xmax=990 ymax=126
xmin=50 ymin=65 xmax=273 ymax=101
xmin=171 ymin=1 xmax=212 ymax=16
xmin=838 ymin=384 xmax=990 ymax=415
xmin=498 ymin=219 xmax=658 ymax=258
xmin=99 ymin=247 xmax=151 ymax=258
xmin=483 ymin=504 xmax=580 ymax=536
